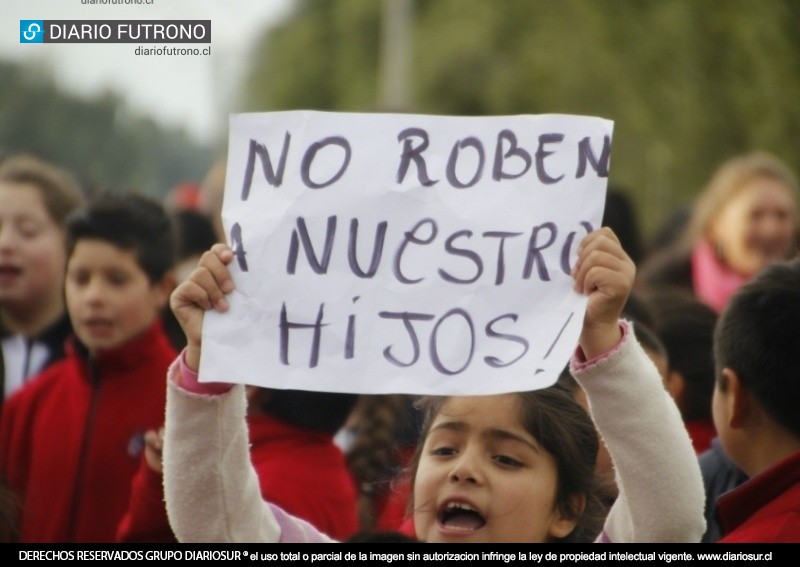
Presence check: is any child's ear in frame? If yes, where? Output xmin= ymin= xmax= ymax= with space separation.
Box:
xmin=721 ymin=367 xmax=751 ymax=429
xmin=548 ymin=494 xmax=585 ymax=540
xmin=153 ymin=270 xmax=177 ymax=309
xmin=664 ymin=370 xmax=685 ymax=405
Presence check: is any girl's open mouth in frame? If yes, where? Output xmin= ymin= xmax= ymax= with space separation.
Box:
xmin=437 ymin=501 xmax=486 ymax=531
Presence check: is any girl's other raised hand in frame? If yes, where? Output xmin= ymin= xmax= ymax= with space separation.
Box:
xmin=169 ymin=243 xmax=236 ymax=372
xmin=571 ymin=227 xmax=635 ymax=359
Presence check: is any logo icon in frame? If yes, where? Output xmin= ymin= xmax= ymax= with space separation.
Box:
xmin=20 ymin=20 xmax=44 ymax=43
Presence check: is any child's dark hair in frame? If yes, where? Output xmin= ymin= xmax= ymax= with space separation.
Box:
xmin=646 ymin=289 xmax=717 ymax=421
xmin=408 ymin=386 xmax=606 ymax=543
xmin=630 ymin=321 xmax=667 ymax=365
xmin=248 ymin=387 xmax=358 ymax=437
xmin=65 ymin=192 xmax=176 ymax=283
xmin=172 ymin=209 xmax=218 ymax=262
xmin=713 ymin=257 xmax=800 ymax=437
xmin=621 ymin=289 xmax=656 ymax=330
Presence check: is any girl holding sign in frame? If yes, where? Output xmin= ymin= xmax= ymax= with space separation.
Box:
xmin=163 ymin=227 xmax=705 ymax=543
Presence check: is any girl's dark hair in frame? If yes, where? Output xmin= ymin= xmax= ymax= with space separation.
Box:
xmin=408 ymin=385 xmax=607 ymax=543
xmin=345 ymin=530 xmax=419 ymax=543
xmin=65 ymin=192 xmax=176 ymax=284
xmin=345 ymin=394 xmax=420 ymax=531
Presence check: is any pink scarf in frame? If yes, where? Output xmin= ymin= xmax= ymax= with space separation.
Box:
xmin=691 ymin=238 xmax=748 ymax=313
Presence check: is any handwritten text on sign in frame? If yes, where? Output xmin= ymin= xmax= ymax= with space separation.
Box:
xmin=200 ymin=111 xmax=613 ymax=394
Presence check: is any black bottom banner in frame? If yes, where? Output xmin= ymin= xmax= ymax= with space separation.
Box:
xmin=10 ymin=543 xmax=798 ymax=565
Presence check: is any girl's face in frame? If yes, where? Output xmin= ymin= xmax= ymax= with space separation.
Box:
xmin=413 ymin=394 xmax=577 ymax=543
xmin=0 ymin=183 xmax=67 ymax=312
xmin=711 ymin=177 xmax=797 ymax=277
xmin=66 ymin=239 xmax=169 ymax=354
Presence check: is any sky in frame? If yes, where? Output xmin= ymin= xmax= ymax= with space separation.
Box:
xmin=2 ymin=0 xmax=296 ymax=144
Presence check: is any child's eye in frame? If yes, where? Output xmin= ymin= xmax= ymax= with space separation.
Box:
xmin=68 ymin=270 xmax=90 ymax=286
xmin=107 ymin=272 xmax=130 ymax=286
xmin=493 ymin=454 xmax=523 ymax=468
xmin=430 ymin=446 xmax=457 ymax=457
xmin=17 ymin=220 xmax=43 ymax=238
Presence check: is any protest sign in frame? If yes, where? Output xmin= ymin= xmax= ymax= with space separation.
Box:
xmin=199 ymin=110 xmax=613 ymax=394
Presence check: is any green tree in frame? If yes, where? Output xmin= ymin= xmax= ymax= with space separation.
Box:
xmin=241 ymin=0 xmax=800 ymax=238
xmin=0 ymin=60 xmax=212 ymax=199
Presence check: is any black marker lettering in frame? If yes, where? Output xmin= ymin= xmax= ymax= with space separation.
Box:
xmin=560 ymin=222 xmax=593 ymax=275
xmin=286 ymin=216 xmax=337 ymax=274
xmin=241 ymin=134 xmax=291 ymax=200
xmin=344 ymin=296 xmax=360 ymax=359
xmin=576 ymin=135 xmax=611 ymax=178
xmin=396 ymin=128 xmax=438 ymax=187
xmin=483 ymin=231 xmax=523 ymax=285
xmin=348 ymin=219 xmax=387 ymax=278
xmin=430 ymin=308 xmax=475 ymax=375
xmin=300 ymin=136 xmax=351 ymax=189
xmin=279 ymin=303 xmax=328 ymax=368
xmin=523 ymin=222 xmax=557 ymax=281
xmin=439 ymin=230 xmax=482 ymax=284
xmin=394 ymin=218 xmax=437 ymax=284
xmin=484 ymin=313 xmax=529 ymax=368
xmin=545 ymin=312 xmax=574 ymax=359
xmin=446 ymin=137 xmax=484 ymax=188
xmin=229 ymin=222 xmax=249 ymax=272
xmin=535 ymin=133 xmax=565 ymax=184
xmin=379 ymin=311 xmax=435 ymax=367
xmin=492 ymin=129 xmax=532 ymax=181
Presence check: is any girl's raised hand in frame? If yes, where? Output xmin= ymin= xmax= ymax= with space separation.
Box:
xmin=571 ymin=227 xmax=636 ymax=359
xmin=169 ymin=243 xmax=236 ymax=371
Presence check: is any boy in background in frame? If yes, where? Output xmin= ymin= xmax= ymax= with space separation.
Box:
xmin=712 ymin=257 xmax=800 ymax=542
xmin=0 ymin=193 xmax=177 ymax=542
xmin=643 ymin=289 xmax=718 ymax=453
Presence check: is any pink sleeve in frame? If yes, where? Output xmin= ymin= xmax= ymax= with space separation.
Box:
xmin=173 ymin=349 xmax=234 ymax=396
xmin=270 ymin=504 xmax=339 ymax=543
xmin=571 ymin=320 xmax=630 ymax=372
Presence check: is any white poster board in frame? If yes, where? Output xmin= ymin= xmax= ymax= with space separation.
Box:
xmin=199 ymin=111 xmax=613 ymax=395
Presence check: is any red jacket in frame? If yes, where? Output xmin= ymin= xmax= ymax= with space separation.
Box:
xmin=717 ymin=450 xmax=800 ymax=542
xmin=372 ymin=445 xmax=416 ymax=534
xmin=685 ymin=418 xmax=716 ymax=454
xmin=118 ymin=406 xmax=359 ymax=542
xmin=0 ymin=321 xmax=175 ymax=542
xmin=250 ymin=412 xmax=359 ymax=541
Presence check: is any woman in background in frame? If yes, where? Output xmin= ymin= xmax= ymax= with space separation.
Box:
xmin=638 ymin=151 xmax=798 ymax=313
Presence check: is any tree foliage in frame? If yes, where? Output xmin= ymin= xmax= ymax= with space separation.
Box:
xmin=0 ymin=60 xmax=212 ymax=199
xmin=241 ymin=0 xmax=800 ymax=236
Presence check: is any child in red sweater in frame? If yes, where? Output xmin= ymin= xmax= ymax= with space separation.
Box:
xmin=117 ymin=386 xmax=361 ymax=542
xmin=0 ymin=193 xmax=177 ymax=542
xmin=711 ymin=258 xmax=800 ymax=542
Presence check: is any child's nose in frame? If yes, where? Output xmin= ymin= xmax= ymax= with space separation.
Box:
xmin=448 ymin=451 xmax=483 ymax=485
xmin=83 ymin=278 xmax=107 ymax=302
xmin=0 ymin=224 xmax=18 ymax=248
